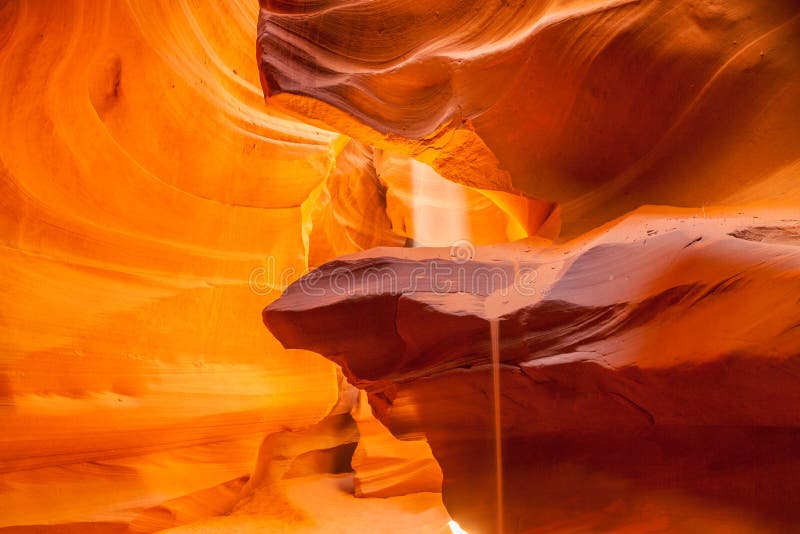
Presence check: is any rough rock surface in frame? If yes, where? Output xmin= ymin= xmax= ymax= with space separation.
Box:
xmin=265 ymin=208 xmax=800 ymax=533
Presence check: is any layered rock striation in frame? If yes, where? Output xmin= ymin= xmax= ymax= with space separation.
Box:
xmin=258 ymin=0 xmax=800 ymax=234
xmin=265 ymin=209 xmax=800 ymax=532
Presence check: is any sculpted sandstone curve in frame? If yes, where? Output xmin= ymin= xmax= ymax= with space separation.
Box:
xmin=2 ymin=1 xmax=522 ymax=529
xmin=264 ymin=208 xmax=800 ymax=532
xmin=258 ymin=0 xmax=800 ymax=234
xmin=3 ymin=0 xmax=799 ymax=531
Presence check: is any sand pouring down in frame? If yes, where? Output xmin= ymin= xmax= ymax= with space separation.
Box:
xmin=1 ymin=0 xmax=799 ymax=532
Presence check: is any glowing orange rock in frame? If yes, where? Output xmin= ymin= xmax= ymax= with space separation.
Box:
xmin=0 ymin=0 xmax=340 ymax=529
xmin=352 ymin=390 xmax=443 ymax=498
xmin=0 ymin=1 xmax=539 ymax=528
xmin=3 ymin=0 xmax=799 ymax=531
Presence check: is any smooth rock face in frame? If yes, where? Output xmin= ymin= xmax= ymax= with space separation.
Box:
xmin=1 ymin=0 xmax=536 ymax=529
xmin=159 ymin=473 xmax=451 ymax=534
xmin=352 ymin=390 xmax=443 ymax=498
xmin=258 ymin=0 xmax=800 ymax=234
xmin=4 ymin=0 xmax=799 ymax=531
xmin=154 ymin=373 xmax=449 ymax=533
xmin=0 ymin=0 xmax=342 ymax=528
xmin=264 ymin=209 xmax=800 ymax=533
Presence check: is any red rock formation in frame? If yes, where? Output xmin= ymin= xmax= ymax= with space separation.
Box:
xmin=256 ymin=5 xmax=800 ymax=525
xmin=3 ymin=0 xmax=799 ymax=531
xmin=258 ymin=0 xmax=800 ymax=234
xmin=264 ymin=208 xmax=800 ymax=533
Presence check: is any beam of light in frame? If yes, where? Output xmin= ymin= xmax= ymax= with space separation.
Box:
xmin=448 ymin=519 xmax=469 ymax=534
xmin=410 ymin=159 xmax=468 ymax=247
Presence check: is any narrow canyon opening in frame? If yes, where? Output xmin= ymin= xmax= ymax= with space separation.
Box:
xmin=2 ymin=1 xmax=800 ymax=533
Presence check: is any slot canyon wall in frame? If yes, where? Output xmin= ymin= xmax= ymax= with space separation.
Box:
xmin=1 ymin=0 xmax=338 ymax=530
xmin=0 ymin=0 xmax=526 ymax=531
xmin=1 ymin=0 xmax=799 ymax=532
xmin=257 ymin=0 xmax=800 ymax=532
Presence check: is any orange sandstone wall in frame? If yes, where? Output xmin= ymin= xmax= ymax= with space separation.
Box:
xmin=0 ymin=1 xmax=340 ymax=528
xmin=0 ymin=1 xmax=524 ymax=529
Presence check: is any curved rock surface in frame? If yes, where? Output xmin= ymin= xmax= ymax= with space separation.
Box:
xmin=4 ymin=0 xmax=799 ymax=531
xmin=0 ymin=0 xmax=346 ymax=528
xmin=1 ymin=1 xmax=531 ymax=529
xmin=264 ymin=208 xmax=800 ymax=533
xmin=352 ymin=389 xmax=443 ymax=498
xmin=258 ymin=0 xmax=800 ymax=234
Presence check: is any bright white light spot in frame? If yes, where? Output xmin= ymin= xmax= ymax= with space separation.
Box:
xmin=410 ymin=159 xmax=468 ymax=247
xmin=448 ymin=519 xmax=469 ymax=534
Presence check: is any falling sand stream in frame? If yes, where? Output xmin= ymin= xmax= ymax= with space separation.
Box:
xmin=490 ymin=318 xmax=504 ymax=534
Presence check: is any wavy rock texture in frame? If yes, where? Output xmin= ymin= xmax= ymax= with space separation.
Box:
xmin=1 ymin=0 xmax=529 ymax=529
xmin=264 ymin=208 xmax=800 ymax=533
xmin=147 ymin=373 xmax=449 ymax=533
xmin=258 ymin=0 xmax=800 ymax=235
xmin=352 ymin=390 xmax=443 ymax=498
xmin=304 ymin=138 xmax=554 ymax=268
xmin=0 ymin=0 xmax=343 ymax=529
xmin=4 ymin=0 xmax=800 ymax=532
xmin=160 ymin=473 xmax=451 ymax=534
